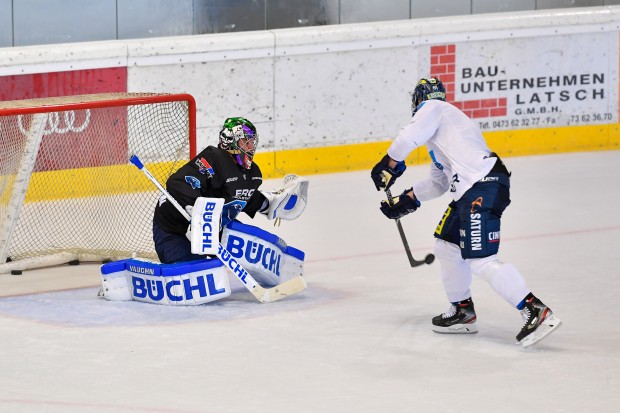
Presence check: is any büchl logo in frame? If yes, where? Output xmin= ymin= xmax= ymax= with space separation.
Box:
xmin=226 ymin=235 xmax=282 ymax=277
xmin=131 ymin=273 xmax=226 ymax=302
xmin=18 ymin=110 xmax=91 ymax=136
xmin=430 ymin=44 xmax=507 ymax=118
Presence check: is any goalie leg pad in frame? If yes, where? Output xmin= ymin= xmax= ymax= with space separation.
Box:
xmin=261 ymin=174 xmax=309 ymax=221
xmin=100 ymin=260 xmax=133 ymax=301
xmin=100 ymin=258 xmax=230 ymax=305
xmin=221 ymin=221 xmax=305 ymax=286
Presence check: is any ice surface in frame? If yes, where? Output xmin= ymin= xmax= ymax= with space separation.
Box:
xmin=1 ymin=151 xmax=619 ymax=413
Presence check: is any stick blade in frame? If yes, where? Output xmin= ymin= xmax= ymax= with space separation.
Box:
xmin=408 ymin=253 xmax=435 ymax=268
xmin=252 ymin=276 xmax=308 ymax=303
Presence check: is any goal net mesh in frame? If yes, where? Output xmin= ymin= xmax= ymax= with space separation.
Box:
xmin=0 ymin=93 xmax=194 ymax=268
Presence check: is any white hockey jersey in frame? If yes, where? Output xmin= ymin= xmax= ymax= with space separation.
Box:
xmin=387 ymin=99 xmax=497 ymax=202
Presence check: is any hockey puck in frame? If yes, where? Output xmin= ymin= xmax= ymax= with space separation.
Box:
xmin=68 ymin=260 xmax=80 ymax=266
xmin=424 ymin=253 xmax=436 ymax=265
xmin=11 ymin=269 xmax=22 ymax=275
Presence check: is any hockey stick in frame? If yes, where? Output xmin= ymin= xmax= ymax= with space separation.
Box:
xmin=385 ymin=188 xmax=435 ymax=267
xmin=129 ymin=154 xmax=307 ymax=303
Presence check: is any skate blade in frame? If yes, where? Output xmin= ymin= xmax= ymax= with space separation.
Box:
xmin=433 ymin=323 xmax=478 ymax=334
xmin=520 ymin=315 xmax=562 ymax=348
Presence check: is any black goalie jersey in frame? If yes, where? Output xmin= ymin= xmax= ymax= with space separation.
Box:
xmin=153 ymin=146 xmax=267 ymax=235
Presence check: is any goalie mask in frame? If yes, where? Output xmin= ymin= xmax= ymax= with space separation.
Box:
xmin=411 ymin=77 xmax=446 ymax=116
xmin=219 ymin=117 xmax=259 ymax=169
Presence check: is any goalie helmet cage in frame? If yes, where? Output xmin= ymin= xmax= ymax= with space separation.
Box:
xmin=0 ymin=92 xmax=197 ymax=274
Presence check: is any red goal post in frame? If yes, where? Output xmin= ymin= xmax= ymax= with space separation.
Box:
xmin=0 ymin=92 xmax=197 ymax=273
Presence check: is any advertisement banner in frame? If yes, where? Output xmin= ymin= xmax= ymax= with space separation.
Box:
xmin=427 ymin=33 xmax=619 ymax=132
xmin=0 ymin=68 xmax=128 ymax=171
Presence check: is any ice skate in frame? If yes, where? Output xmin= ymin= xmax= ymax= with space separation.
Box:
xmin=516 ymin=296 xmax=562 ymax=347
xmin=432 ymin=298 xmax=478 ymax=334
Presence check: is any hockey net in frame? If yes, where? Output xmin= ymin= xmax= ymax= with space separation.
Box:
xmin=0 ymin=93 xmax=196 ymax=273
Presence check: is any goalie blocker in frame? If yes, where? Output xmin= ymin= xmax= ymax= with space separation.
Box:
xmin=187 ymin=197 xmax=224 ymax=256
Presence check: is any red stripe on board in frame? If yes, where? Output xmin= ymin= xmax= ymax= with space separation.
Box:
xmin=0 ymin=67 xmax=127 ymax=100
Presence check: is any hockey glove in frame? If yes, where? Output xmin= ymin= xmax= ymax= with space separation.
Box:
xmin=380 ymin=189 xmax=420 ymax=219
xmin=371 ymin=154 xmax=406 ymax=191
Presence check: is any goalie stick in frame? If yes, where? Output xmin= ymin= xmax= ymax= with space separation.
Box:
xmin=385 ymin=188 xmax=435 ymax=268
xmin=129 ymin=154 xmax=307 ymax=303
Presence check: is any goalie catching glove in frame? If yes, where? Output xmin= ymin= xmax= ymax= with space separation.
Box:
xmin=260 ymin=174 xmax=309 ymax=221
xmin=380 ymin=188 xmax=420 ymax=219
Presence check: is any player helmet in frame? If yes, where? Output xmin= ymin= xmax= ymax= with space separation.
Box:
xmin=411 ymin=77 xmax=446 ymax=115
xmin=219 ymin=117 xmax=259 ymax=169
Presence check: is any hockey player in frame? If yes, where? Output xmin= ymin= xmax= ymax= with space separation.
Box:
xmin=153 ymin=116 xmax=306 ymax=265
xmin=96 ymin=116 xmax=308 ymax=305
xmin=370 ymin=78 xmax=561 ymax=347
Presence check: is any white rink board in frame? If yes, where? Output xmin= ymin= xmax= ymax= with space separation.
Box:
xmin=444 ymin=33 xmax=618 ymax=129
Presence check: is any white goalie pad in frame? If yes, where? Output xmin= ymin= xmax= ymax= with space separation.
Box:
xmin=100 ymin=258 xmax=231 ymax=305
xmin=221 ymin=221 xmax=305 ymax=286
xmin=190 ymin=197 xmax=224 ymax=255
xmin=260 ymin=174 xmax=309 ymax=221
